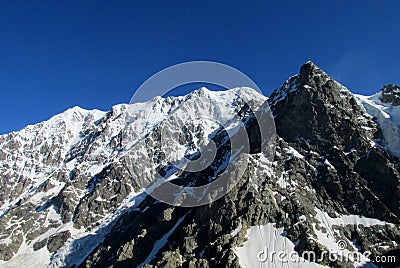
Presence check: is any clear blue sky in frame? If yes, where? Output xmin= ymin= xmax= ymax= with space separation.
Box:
xmin=1 ymin=1 xmax=399 ymax=134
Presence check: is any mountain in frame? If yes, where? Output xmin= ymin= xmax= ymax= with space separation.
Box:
xmin=355 ymin=84 xmax=400 ymax=158
xmin=0 ymin=62 xmax=399 ymax=268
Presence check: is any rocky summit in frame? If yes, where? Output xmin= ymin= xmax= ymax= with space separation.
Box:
xmin=0 ymin=62 xmax=399 ymax=268
xmin=381 ymin=84 xmax=400 ymax=106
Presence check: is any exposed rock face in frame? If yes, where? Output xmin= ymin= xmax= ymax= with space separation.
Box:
xmin=381 ymin=84 xmax=400 ymax=106
xmin=269 ymin=62 xmax=400 ymax=221
xmin=33 ymin=231 xmax=71 ymax=253
xmin=0 ymin=62 xmax=399 ymax=268
xmin=269 ymin=61 xmax=377 ymax=153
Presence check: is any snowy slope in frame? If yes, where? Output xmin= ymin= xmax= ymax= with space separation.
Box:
xmin=234 ymin=211 xmax=388 ymax=268
xmin=355 ymin=93 xmax=400 ymax=158
xmin=235 ymin=223 xmax=326 ymax=268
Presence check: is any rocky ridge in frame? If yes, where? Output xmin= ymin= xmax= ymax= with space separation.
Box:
xmin=381 ymin=84 xmax=400 ymax=106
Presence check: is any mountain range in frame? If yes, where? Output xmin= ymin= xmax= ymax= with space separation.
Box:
xmin=0 ymin=62 xmax=399 ymax=268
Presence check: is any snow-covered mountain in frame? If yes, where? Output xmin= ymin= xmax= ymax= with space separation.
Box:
xmin=0 ymin=62 xmax=399 ymax=268
xmin=355 ymin=85 xmax=400 ymax=158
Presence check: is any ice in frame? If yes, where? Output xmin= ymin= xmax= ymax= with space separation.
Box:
xmin=231 ymin=222 xmax=242 ymax=237
xmin=355 ymin=93 xmax=400 ymax=157
xmin=235 ymin=223 xmax=325 ymax=268
xmin=85 ymin=164 xmax=105 ymax=177
xmin=1 ymin=237 xmax=51 ymax=268
xmin=314 ymin=208 xmax=388 ymax=228
xmin=285 ymin=146 xmax=305 ymax=160
xmin=323 ymin=159 xmax=335 ymax=170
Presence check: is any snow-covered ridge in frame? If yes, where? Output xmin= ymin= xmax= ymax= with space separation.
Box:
xmin=0 ymin=106 xmax=106 ymax=216
xmin=355 ymin=92 xmax=400 ymax=158
xmin=0 ymin=87 xmax=267 ymax=267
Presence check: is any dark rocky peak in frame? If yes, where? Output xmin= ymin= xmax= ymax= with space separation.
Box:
xmin=296 ymin=61 xmax=349 ymax=96
xmin=298 ymin=60 xmax=330 ymax=85
xmin=268 ymin=61 xmax=377 ymax=153
xmin=381 ymin=84 xmax=400 ymax=106
xmin=269 ymin=61 xmax=348 ymax=106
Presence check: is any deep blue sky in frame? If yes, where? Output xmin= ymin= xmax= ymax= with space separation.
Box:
xmin=1 ymin=1 xmax=399 ymax=134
